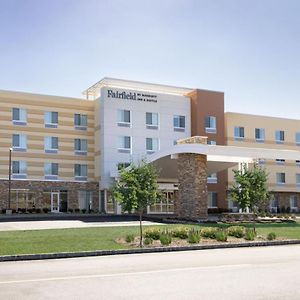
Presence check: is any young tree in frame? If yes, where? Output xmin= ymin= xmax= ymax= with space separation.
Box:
xmin=112 ymin=160 xmax=162 ymax=247
xmin=230 ymin=163 xmax=272 ymax=212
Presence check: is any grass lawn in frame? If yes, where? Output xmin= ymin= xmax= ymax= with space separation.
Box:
xmin=1 ymin=222 xmax=300 ymax=256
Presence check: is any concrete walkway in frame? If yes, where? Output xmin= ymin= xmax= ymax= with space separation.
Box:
xmin=0 ymin=220 xmax=164 ymax=231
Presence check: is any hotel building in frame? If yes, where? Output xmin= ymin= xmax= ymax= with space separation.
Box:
xmin=0 ymin=78 xmax=299 ymax=215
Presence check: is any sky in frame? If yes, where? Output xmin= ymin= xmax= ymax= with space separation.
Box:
xmin=0 ymin=0 xmax=299 ymax=119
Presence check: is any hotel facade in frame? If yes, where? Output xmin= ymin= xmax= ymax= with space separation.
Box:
xmin=0 ymin=78 xmax=299 ymax=215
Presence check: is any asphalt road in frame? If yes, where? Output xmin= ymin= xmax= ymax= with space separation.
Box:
xmin=1 ymin=245 xmax=300 ymax=300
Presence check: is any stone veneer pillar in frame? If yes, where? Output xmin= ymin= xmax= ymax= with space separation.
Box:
xmin=176 ymin=136 xmax=208 ymax=220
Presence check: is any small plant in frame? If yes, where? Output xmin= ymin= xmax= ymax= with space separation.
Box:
xmin=42 ymin=207 xmax=49 ymax=213
xmin=144 ymin=237 xmax=153 ymax=246
xmin=227 ymin=226 xmax=245 ymax=238
xmin=215 ymin=230 xmax=228 ymax=242
xmin=171 ymin=227 xmax=189 ymax=239
xmin=244 ymin=228 xmax=256 ymax=241
xmin=68 ymin=208 xmax=73 ymax=213
xmin=159 ymin=233 xmax=172 ymax=246
xmin=267 ymin=232 xmax=277 ymax=240
xmin=125 ymin=234 xmax=135 ymax=243
xmin=200 ymin=227 xmax=218 ymax=239
xmin=35 ymin=208 xmax=41 ymax=213
xmin=144 ymin=228 xmax=161 ymax=240
xmin=81 ymin=209 xmax=87 ymax=214
xmin=188 ymin=228 xmax=201 ymax=244
xmin=74 ymin=208 xmax=80 ymax=213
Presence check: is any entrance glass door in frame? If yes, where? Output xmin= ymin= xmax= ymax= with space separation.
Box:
xmin=51 ymin=192 xmax=60 ymax=213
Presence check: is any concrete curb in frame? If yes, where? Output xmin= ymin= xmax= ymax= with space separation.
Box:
xmin=1 ymin=239 xmax=300 ymax=262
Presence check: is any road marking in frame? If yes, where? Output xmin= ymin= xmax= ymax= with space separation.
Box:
xmin=0 ymin=264 xmax=251 ymax=285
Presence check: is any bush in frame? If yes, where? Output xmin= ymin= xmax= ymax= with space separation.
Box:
xmin=144 ymin=237 xmax=153 ymax=246
xmin=267 ymin=232 xmax=277 ymax=240
xmin=188 ymin=228 xmax=201 ymax=244
xmin=42 ymin=207 xmax=49 ymax=213
xmin=215 ymin=230 xmax=228 ymax=242
xmin=125 ymin=234 xmax=135 ymax=243
xmin=144 ymin=228 xmax=161 ymax=240
xmin=81 ymin=209 xmax=87 ymax=214
xmin=200 ymin=227 xmax=218 ymax=239
xmin=227 ymin=226 xmax=245 ymax=238
xmin=68 ymin=208 xmax=73 ymax=213
xmin=74 ymin=208 xmax=80 ymax=213
xmin=244 ymin=228 xmax=256 ymax=241
xmin=171 ymin=227 xmax=189 ymax=239
xmin=35 ymin=208 xmax=41 ymax=213
xmin=160 ymin=233 xmax=172 ymax=246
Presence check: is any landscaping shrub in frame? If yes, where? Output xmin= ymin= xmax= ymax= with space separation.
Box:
xmin=215 ymin=230 xmax=228 ymax=242
xmin=144 ymin=237 xmax=153 ymax=246
xmin=171 ymin=227 xmax=189 ymax=239
xmin=68 ymin=208 xmax=73 ymax=213
xmin=267 ymin=232 xmax=277 ymax=241
xmin=42 ymin=207 xmax=49 ymax=213
xmin=144 ymin=228 xmax=161 ymax=240
xmin=160 ymin=233 xmax=172 ymax=246
xmin=125 ymin=234 xmax=135 ymax=243
xmin=227 ymin=226 xmax=245 ymax=238
xmin=74 ymin=208 xmax=80 ymax=213
xmin=35 ymin=208 xmax=41 ymax=213
xmin=188 ymin=228 xmax=201 ymax=244
xmin=81 ymin=209 xmax=87 ymax=214
xmin=244 ymin=228 xmax=256 ymax=241
xmin=200 ymin=227 xmax=218 ymax=239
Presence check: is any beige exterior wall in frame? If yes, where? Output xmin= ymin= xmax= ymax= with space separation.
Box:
xmin=0 ymin=90 xmax=95 ymax=182
xmin=225 ymin=112 xmax=300 ymax=193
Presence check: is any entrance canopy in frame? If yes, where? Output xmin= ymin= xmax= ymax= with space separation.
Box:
xmin=149 ymin=143 xmax=300 ymax=180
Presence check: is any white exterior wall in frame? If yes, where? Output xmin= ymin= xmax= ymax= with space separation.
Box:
xmin=97 ymin=86 xmax=191 ymax=189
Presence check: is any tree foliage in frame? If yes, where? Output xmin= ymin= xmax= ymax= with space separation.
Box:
xmin=229 ymin=163 xmax=272 ymax=211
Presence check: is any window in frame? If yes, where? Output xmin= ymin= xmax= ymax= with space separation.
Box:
xmin=78 ymin=190 xmax=93 ymax=211
xmin=296 ymin=133 xmax=300 ymax=146
xmin=255 ymin=128 xmax=265 ymax=142
xmin=146 ymin=138 xmax=159 ymax=153
xmin=228 ymin=199 xmax=239 ymax=212
xmin=205 ymin=116 xmax=217 ymax=133
xmin=234 ymin=126 xmax=244 ymax=140
xmin=270 ymin=196 xmax=279 ymax=213
xmin=117 ymin=109 xmax=131 ymax=127
xmin=44 ymin=136 xmax=58 ymax=153
xmin=207 ymin=140 xmax=217 ymax=145
xmin=117 ymin=162 xmax=130 ymax=170
xmin=74 ymin=164 xmax=87 ymax=180
xmin=258 ymin=158 xmax=266 ymax=165
xmin=296 ymin=174 xmax=300 ymax=186
xmin=276 ymin=172 xmax=285 ymax=184
xmin=44 ymin=163 xmax=59 ymax=179
xmin=12 ymin=134 xmax=27 ymax=151
xmin=146 ymin=112 xmax=159 ymax=129
xmin=74 ymin=114 xmax=87 ymax=129
xmin=117 ymin=136 xmax=131 ymax=153
xmin=290 ymin=196 xmax=298 ymax=212
xmin=275 ymin=130 xmax=284 ymax=144
xmin=74 ymin=139 xmax=87 ymax=155
xmin=12 ymin=108 xmax=27 ymax=125
xmin=44 ymin=111 xmax=58 ymax=128
xmin=173 ymin=115 xmax=185 ymax=131
xmin=207 ymin=173 xmax=217 ymax=184
xmin=12 ymin=161 xmax=27 ymax=178
xmin=297 ymin=160 xmax=300 ymax=166
xmin=208 ymin=192 xmax=218 ymax=208
xmin=275 ymin=159 xmax=285 ymax=165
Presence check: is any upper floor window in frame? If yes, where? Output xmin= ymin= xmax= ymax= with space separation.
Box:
xmin=12 ymin=160 xmax=27 ymax=178
xmin=234 ymin=126 xmax=244 ymax=140
xmin=146 ymin=138 xmax=159 ymax=153
xmin=44 ymin=136 xmax=58 ymax=153
xmin=276 ymin=172 xmax=285 ymax=184
xmin=296 ymin=132 xmax=300 ymax=146
xmin=12 ymin=108 xmax=27 ymax=125
xmin=207 ymin=173 xmax=217 ymax=184
xmin=276 ymin=159 xmax=285 ymax=165
xmin=44 ymin=163 xmax=59 ymax=179
xmin=12 ymin=134 xmax=27 ymax=151
xmin=297 ymin=160 xmax=300 ymax=166
xmin=74 ymin=114 xmax=87 ymax=130
xmin=74 ymin=139 xmax=87 ymax=155
xmin=208 ymin=192 xmax=218 ymax=208
xmin=45 ymin=111 xmax=58 ymax=128
xmin=117 ymin=162 xmax=130 ymax=171
xmin=74 ymin=164 xmax=87 ymax=180
xmin=173 ymin=115 xmax=185 ymax=131
xmin=255 ymin=128 xmax=265 ymax=142
xmin=117 ymin=109 xmax=131 ymax=127
xmin=275 ymin=130 xmax=284 ymax=144
xmin=117 ymin=136 xmax=131 ymax=153
xmin=146 ymin=112 xmax=159 ymax=129
xmin=205 ymin=116 xmax=217 ymax=134
xmin=296 ymin=174 xmax=300 ymax=186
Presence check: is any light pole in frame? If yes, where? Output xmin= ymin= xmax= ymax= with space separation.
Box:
xmin=7 ymin=148 xmax=12 ymax=214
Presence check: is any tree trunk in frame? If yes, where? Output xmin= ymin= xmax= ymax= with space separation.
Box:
xmin=139 ymin=210 xmax=143 ymax=248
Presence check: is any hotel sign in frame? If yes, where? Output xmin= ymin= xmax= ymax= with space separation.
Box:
xmin=107 ymin=89 xmax=157 ymax=103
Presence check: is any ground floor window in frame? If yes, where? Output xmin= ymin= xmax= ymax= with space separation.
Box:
xmin=228 ymin=199 xmax=239 ymax=212
xmin=78 ymin=190 xmax=93 ymax=212
xmin=106 ymin=191 xmax=116 ymax=213
xmin=148 ymin=191 xmax=175 ymax=214
xmin=208 ymin=192 xmax=218 ymax=208
xmin=270 ymin=196 xmax=279 ymax=213
xmin=290 ymin=195 xmax=298 ymax=212
xmin=11 ymin=189 xmax=35 ymax=212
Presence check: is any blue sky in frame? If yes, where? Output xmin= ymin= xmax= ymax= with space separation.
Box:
xmin=0 ymin=0 xmax=299 ymax=118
